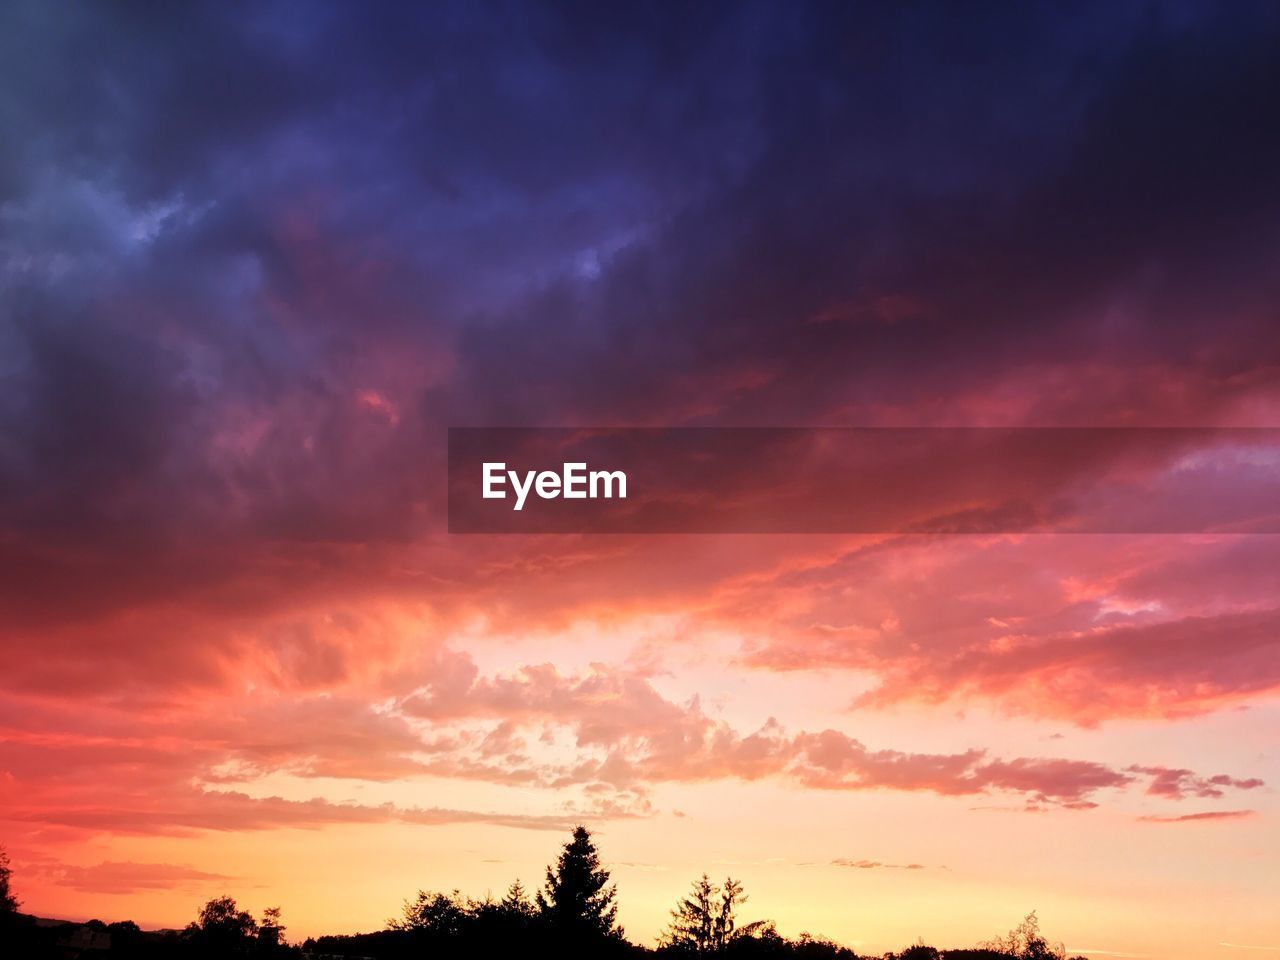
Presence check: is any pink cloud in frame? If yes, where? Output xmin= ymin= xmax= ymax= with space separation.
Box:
xmin=734 ymin=534 xmax=1280 ymax=725
xmin=853 ymin=607 xmax=1280 ymax=725
xmin=2 ymin=651 xmax=1262 ymax=848
xmin=395 ymin=655 xmax=1259 ymax=811
xmin=1137 ymin=810 xmax=1257 ymax=824
xmin=50 ymin=861 xmax=230 ymax=895
xmin=1128 ymin=766 xmax=1264 ymax=800
xmin=5 ymin=782 xmax=584 ymax=837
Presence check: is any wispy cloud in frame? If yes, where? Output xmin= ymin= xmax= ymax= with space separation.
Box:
xmin=1138 ymin=810 xmax=1256 ymax=824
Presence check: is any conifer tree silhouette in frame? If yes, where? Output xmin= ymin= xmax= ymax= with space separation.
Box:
xmin=663 ymin=874 xmax=770 ymax=953
xmin=536 ymin=825 xmax=621 ymax=941
xmin=500 ymin=879 xmax=535 ymax=918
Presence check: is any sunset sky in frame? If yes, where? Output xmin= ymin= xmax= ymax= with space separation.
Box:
xmin=1 ymin=2 xmax=1279 ymax=957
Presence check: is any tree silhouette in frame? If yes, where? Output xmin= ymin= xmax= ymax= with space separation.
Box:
xmin=0 ymin=846 xmax=18 ymax=914
xmin=393 ymin=889 xmax=468 ymax=936
xmin=666 ymin=874 xmax=720 ymax=952
xmin=536 ymin=825 xmax=621 ymax=941
xmin=663 ymin=875 xmax=772 ymax=953
xmin=898 ymin=941 xmax=941 ymax=960
xmin=459 ymin=882 xmax=538 ymax=949
xmin=260 ymin=905 xmax=285 ymax=947
xmin=982 ymin=911 xmax=1074 ymax=960
xmin=500 ymin=879 xmax=535 ymax=918
xmin=0 ymin=832 xmax=1095 ymax=959
xmin=185 ymin=895 xmax=258 ymax=957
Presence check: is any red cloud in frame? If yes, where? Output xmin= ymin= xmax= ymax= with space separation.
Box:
xmin=6 ymin=783 xmax=585 ymax=837
xmin=735 ymin=534 xmax=1280 ymax=725
xmin=853 ymin=607 xmax=1280 ymax=725
xmin=2 ymin=652 xmax=1262 ymax=847
xmin=394 ymin=655 xmax=1258 ymax=811
xmin=50 ymin=861 xmax=230 ymax=895
xmin=1128 ymin=766 xmax=1265 ymax=800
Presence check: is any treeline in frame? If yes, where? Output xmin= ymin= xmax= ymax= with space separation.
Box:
xmin=0 ymin=831 xmax=1086 ymax=959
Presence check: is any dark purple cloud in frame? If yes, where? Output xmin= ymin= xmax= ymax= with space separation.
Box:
xmin=0 ymin=3 xmax=1277 ymax=901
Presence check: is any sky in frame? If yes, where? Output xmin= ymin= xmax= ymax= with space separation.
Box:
xmin=1 ymin=1 xmax=1279 ymax=956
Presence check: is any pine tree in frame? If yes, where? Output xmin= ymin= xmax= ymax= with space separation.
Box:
xmin=663 ymin=875 xmax=762 ymax=953
xmin=536 ymin=825 xmax=621 ymax=940
xmin=665 ymin=874 xmax=718 ymax=952
xmin=500 ymin=879 xmax=535 ymax=917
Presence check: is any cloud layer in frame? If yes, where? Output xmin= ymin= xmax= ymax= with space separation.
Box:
xmin=1 ymin=1 xmax=1277 ymax=947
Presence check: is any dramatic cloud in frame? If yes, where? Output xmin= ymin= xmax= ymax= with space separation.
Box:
xmin=1 ymin=2 xmax=1277 ymax=947
xmin=394 ymin=655 xmax=1259 ymax=811
xmin=737 ymin=535 xmax=1280 ymax=723
xmin=1 ymin=654 xmax=1263 ymax=850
